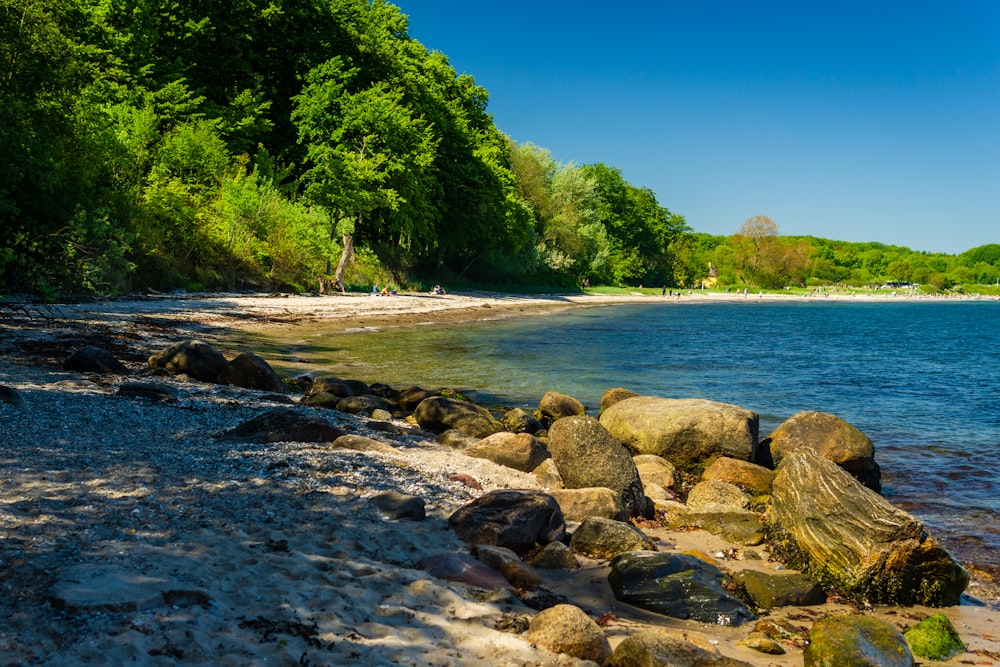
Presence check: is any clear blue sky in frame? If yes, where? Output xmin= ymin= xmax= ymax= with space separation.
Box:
xmin=396 ymin=1 xmax=998 ymax=255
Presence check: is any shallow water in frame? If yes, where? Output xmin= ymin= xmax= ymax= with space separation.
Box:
xmin=239 ymin=299 xmax=1000 ymax=577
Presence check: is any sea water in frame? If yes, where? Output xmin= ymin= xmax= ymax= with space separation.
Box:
xmin=248 ymin=299 xmax=1000 ymax=576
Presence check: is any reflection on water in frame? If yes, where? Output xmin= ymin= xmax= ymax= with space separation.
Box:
xmin=232 ymin=300 xmax=1000 ymax=577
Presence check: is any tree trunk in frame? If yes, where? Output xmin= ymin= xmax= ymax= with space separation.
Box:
xmin=333 ymin=232 xmax=354 ymax=293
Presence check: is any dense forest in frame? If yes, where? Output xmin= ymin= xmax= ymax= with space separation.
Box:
xmin=2 ymin=0 xmax=997 ymax=299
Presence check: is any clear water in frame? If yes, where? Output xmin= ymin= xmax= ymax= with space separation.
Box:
xmin=242 ymin=300 xmax=1000 ymax=574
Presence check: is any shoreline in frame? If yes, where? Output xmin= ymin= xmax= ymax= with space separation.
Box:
xmin=2 ymin=291 xmax=999 ymax=665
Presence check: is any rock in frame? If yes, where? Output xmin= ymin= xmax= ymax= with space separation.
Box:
xmin=307 ymin=376 xmax=354 ymax=398
xmin=220 ymin=407 xmax=344 ymax=443
xmin=448 ymin=490 xmax=566 ymax=555
xmin=600 ymin=387 xmax=638 ymax=412
xmin=532 ymin=458 xmax=563 ymax=490
xmin=397 ymin=385 xmax=438 ymax=411
xmin=370 ymin=491 xmax=425 ymax=520
xmin=448 ymin=473 xmax=482 ymax=490
xmin=734 ymin=569 xmax=826 ymax=608
xmin=115 ymin=381 xmax=178 ymax=402
xmin=336 ymin=395 xmax=391 ymax=415
xmin=633 ymin=454 xmax=681 ymax=493
xmin=669 ymin=512 xmax=766 ymax=546
xmin=537 ymin=391 xmax=586 ymax=426
xmin=438 ymin=429 xmax=481 ymax=449
xmin=472 ymin=545 xmax=543 ymax=590
xmin=771 ymin=448 xmax=968 ymax=606
xmin=606 ymin=630 xmax=753 ymax=667
xmin=737 ymin=632 xmax=786 ymax=655
xmin=413 ymin=396 xmax=503 ymax=438
xmin=569 ymin=516 xmax=655 ymax=559
xmin=50 ymin=564 xmax=210 ymax=613
xmin=762 ymin=411 xmax=881 ymax=492
xmin=903 ymin=613 xmax=965 ymax=661
xmin=804 ymin=614 xmax=914 ymax=667
xmin=332 ymin=434 xmax=395 ymax=453
xmin=527 ymin=541 xmax=579 ymax=570
xmin=64 ymin=346 xmax=128 ymax=374
xmin=226 ymin=352 xmax=288 ymax=393
xmin=502 ymin=407 xmax=543 ymax=434
xmin=600 ymin=396 xmax=759 ymax=474
xmin=548 ymin=488 xmax=626 ymax=522
xmin=0 ymin=385 xmax=26 ymax=408
xmin=686 ymin=480 xmax=750 ymax=513
xmin=148 ymin=339 xmax=228 ymax=383
xmin=702 ymin=456 xmax=775 ymax=495
xmin=368 ymin=382 xmax=398 ymax=400
xmin=300 ymin=391 xmax=342 ymax=408
xmin=526 ymin=604 xmax=612 ymax=664
xmin=464 ymin=432 xmax=550 ymax=472
xmin=607 ymin=551 xmax=756 ymax=626
xmin=548 ymin=415 xmax=649 ymax=519
xmin=419 ymin=552 xmax=510 ymax=590
xmin=342 ymin=379 xmax=371 ymax=396
xmin=369 ymin=409 xmax=394 ymax=423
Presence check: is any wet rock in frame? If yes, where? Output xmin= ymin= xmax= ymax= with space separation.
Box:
xmin=148 ymin=339 xmax=228 ymax=383
xmin=448 ymin=489 xmax=565 ymax=555
xmin=772 ymin=448 xmax=968 ymax=606
xmin=527 ymin=604 xmax=612 ymax=664
xmin=300 ymin=391 xmax=341 ymax=408
xmin=548 ymin=415 xmax=649 ymax=519
xmin=548 ymin=488 xmax=626 ymax=522
xmin=342 ymin=379 xmax=371 ymax=396
xmin=737 ymin=632 xmax=786 ymax=655
xmin=336 ymin=394 xmax=391 ymax=415
xmin=370 ymin=490 xmax=425 ymax=520
xmin=762 ymin=410 xmax=881 ymax=491
xmin=226 ymin=351 xmax=288 ymax=393
xmin=804 ymin=614 xmax=914 ymax=667
xmin=607 ymin=551 xmax=756 ymax=626
xmin=397 ymin=385 xmax=438 ymax=411
xmin=307 ymin=376 xmax=354 ymax=398
xmin=64 ymin=346 xmax=128 ymax=375
xmin=903 ymin=613 xmax=965 ymax=661
xmin=606 ymin=630 xmax=753 ymax=666
xmin=220 ymin=407 xmax=344 ymax=443
xmin=464 ymin=432 xmax=550 ymax=472
xmin=413 ymin=396 xmax=503 ymax=438
xmin=734 ymin=569 xmax=826 ymax=608
xmin=569 ymin=516 xmax=655 ymax=559
xmin=537 ymin=391 xmax=586 ymax=426
xmin=600 ymin=396 xmax=759 ymax=474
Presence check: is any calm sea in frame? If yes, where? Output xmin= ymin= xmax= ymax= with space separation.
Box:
xmin=247 ymin=299 xmax=1000 ymax=577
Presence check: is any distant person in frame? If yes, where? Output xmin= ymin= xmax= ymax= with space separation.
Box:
xmin=371 ymin=284 xmax=379 ymax=296
xmin=431 ymin=284 xmax=446 ymax=295
xmin=582 ymin=278 xmax=590 ymax=289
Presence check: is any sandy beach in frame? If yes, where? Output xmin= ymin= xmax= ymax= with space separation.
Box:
xmin=1 ymin=290 xmax=998 ymax=666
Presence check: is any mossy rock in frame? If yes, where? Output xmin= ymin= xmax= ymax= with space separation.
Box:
xmin=903 ymin=614 xmax=965 ymax=661
xmin=804 ymin=614 xmax=914 ymax=667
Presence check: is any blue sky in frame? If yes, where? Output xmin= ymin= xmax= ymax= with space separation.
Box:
xmin=396 ymin=1 xmax=998 ymax=254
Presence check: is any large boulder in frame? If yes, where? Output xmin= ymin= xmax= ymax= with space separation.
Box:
xmin=607 ymin=551 xmax=756 ymax=626
xmin=148 ymin=339 xmax=228 ymax=383
xmin=771 ymin=448 xmax=968 ymax=606
xmin=804 ymin=614 xmax=914 ymax=667
xmin=600 ymin=396 xmax=758 ymax=474
xmin=226 ymin=352 xmax=288 ymax=393
xmin=761 ymin=411 xmax=881 ymax=492
xmin=537 ymin=391 xmax=585 ymax=426
xmin=606 ymin=631 xmax=753 ymax=667
xmin=464 ymin=432 xmax=550 ymax=472
xmin=412 ymin=396 xmax=502 ymax=438
xmin=448 ymin=490 xmax=565 ymax=555
xmin=733 ymin=569 xmax=826 ymax=609
xmin=527 ymin=604 xmax=612 ymax=664
xmin=547 ymin=416 xmax=649 ymax=519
